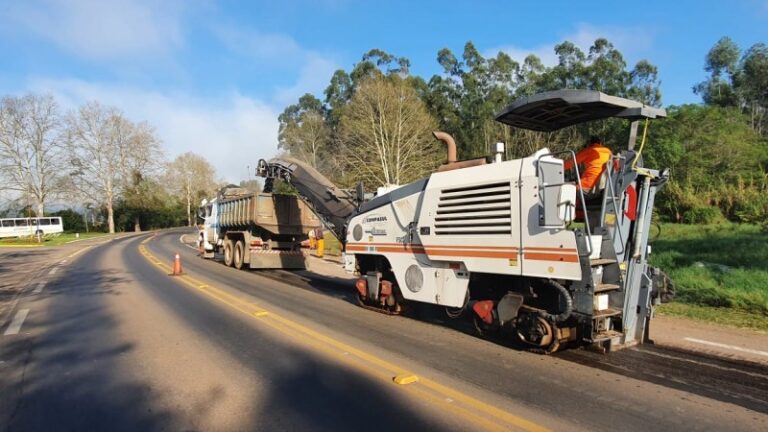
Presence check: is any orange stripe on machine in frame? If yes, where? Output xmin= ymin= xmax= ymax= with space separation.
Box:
xmin=522 ymin=252 xmax=579 ymax=263
xmin=346 ymin=242 xmax=578 ymax=262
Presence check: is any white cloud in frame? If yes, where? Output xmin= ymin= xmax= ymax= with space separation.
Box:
xmin=1 ymin=0 xmax=186 ymax=61
xmin=211 ymin=23 xmax=340 ymax=105
xmin=28 ymin=77 xmax=280 ymax=183
xmin=213 ymin=24 xmax=303 ymax=61
xmin=273 ymin=53 xmax=339 ymax=106
xmin=488 ymin=23 xmax=655 ymax=66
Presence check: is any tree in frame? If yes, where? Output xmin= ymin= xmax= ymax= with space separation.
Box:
xmin=120 ymin=173 xmax=167 ymax=231
xmin=740 ymin=43 xmax=768 ymax=136
xmin=647 ymin=104 xmax=765 ymax=182
xmin=426 ymin=42 xmax=521 ymax=159
xmin=0 ymin=94 xmax=66 ymax=216
xmin=50 ymin=208 xmax=86 ymax=233
xmin=422 ymin=39 xmax=661 ymax=162
xmin=324 ymin=70 xmax=353 ymax=128
xmin=695 ymin=37 xmax=768 ymax=136
xmin=166 ymin=152 xmax=218 ymax=227
xmin=646 ymin=104 xmax=768 ymax=221
xmin=694 ymin=37 xmax=741 ymax=107
xmin=66 ymin=102 xmax=162 ymax=233
xmin=278 ymin=94 xmax=331 ymax=168
xmin=121 ymin=121 xmax=163 ymax=231
xmin=339 ymin=76 xmax=440 ymax=188
xmin=277 ymin=40 xmax=661 ymax=188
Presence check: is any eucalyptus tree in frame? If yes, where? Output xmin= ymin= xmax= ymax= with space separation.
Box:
xmin=277 ymin=93 xmax=330 ymax=169
xmin=695 ymin=37 xmax=768 ymax=136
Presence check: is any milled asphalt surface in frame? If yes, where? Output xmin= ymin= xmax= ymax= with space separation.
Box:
xmin=0 ymin=229 xmax=767 ymax=431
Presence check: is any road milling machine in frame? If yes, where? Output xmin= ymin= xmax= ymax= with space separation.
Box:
xmin=257 ymin=90 xmax=671 ymax=353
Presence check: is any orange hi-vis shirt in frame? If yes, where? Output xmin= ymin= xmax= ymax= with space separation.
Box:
xmin=563 ymin=144 xmax=612 ymax=190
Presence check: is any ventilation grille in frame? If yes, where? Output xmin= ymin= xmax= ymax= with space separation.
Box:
xmin=435 ymin=181 xmax=511 ymax=235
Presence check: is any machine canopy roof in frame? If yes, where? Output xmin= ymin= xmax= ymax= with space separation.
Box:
xmin=495 ymin=89 xmax=666 ymax=132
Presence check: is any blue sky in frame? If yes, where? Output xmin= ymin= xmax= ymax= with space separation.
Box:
xmin=0 ymin=0 xmax=766 ymax=181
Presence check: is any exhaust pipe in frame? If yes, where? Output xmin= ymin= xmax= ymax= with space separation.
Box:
xmin=433 ymin=131 xmax=457 ymax=163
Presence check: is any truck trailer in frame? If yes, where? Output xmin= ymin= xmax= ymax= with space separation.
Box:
xmin=198 ymin=187 xmax=322 ymax=270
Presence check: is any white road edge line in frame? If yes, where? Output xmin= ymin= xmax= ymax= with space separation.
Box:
xmin=48 ymin=267 xmax=58 ymax=275
xmin=683 ymin=337 xmax=768 ymax=358
xmin=4 ymin=309 xmax=30 ymax=336
xmin=33 ymin=282 xmax=46 ymax=294
xmin=60 ymin=259 xmax=67 ymax=265
xmin=179 ymin=234 xmax=199 ymax=251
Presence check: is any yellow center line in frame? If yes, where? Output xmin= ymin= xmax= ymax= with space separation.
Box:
xmin=139 ymin=237 xmax=548 ymax=432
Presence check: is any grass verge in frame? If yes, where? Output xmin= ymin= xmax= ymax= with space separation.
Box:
xmin=651 ymin=222 xmax=768 ymax=331
xmin=657 ymin=303 xmax=768 ymax=333
xmin=0 ymin=232 xmax=111 ymax=247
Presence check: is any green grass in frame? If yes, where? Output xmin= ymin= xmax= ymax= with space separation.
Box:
xmin=0 ymin=232 xmax=111 ymax=247
xmin=650 ymin=222 xmax=768 ymax=329
xmin=323 ymin=230 xmax=343 ymax=256
xmin=656 ymin=303 xmax=768 ymax=332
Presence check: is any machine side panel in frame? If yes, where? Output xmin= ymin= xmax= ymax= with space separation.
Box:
xmin=518 ymin=154 xmax=582 ymax=281
xmin=345 ymin=187 xmax=470 ymax=307
xmin=416 ymin=159 xmax=523 ymax=276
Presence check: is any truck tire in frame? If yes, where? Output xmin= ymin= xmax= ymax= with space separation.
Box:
xmin=234 ymin=240 xmax=245 ymax=270
xmin=224 ymin=240 xmax=234 ymax=267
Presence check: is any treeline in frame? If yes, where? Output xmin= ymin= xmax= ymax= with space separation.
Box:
xmin=650 ymin=37 xmax=768 ymax=224
xmin=0 ymin=95 xmax=221 ymax=233
xmin=279 ymin=37 xmax=768 ymax=224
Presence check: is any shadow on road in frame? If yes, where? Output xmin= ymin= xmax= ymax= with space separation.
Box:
xmin=130 ymin=237 xmax=462 ymax=431
xmin=0 ymin=260 xmax=177 ymax=431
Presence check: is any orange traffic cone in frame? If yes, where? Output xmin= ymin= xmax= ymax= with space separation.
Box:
xmin=171 ymin=252 xmax=183 ymax=276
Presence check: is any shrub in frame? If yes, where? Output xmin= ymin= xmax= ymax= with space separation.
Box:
xmin=682 ymin=206 xmax=724 ymax=224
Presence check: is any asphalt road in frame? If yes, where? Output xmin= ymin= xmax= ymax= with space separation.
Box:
xmin=1 ymin=230 xmax=767 ymax=431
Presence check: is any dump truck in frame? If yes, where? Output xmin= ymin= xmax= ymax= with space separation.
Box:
xmin=198 ymin=187 xmax=321 ymax=269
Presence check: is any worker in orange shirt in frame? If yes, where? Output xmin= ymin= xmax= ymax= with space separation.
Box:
xmin=564 ymin=136 xmax=612 ymax=191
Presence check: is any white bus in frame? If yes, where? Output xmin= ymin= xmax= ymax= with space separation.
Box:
xmin=0 ymin=217 xmax=64 ymax=239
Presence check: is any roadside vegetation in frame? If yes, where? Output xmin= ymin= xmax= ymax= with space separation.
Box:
xmin=0 ymin=232 xmax=110 ymax=247
xmin=0 ymin=97 xmax=221 ymax=233
xmin=651 ymin=223 xmax=768 ymax=331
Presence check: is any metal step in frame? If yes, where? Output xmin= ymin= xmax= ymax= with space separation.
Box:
xmin=593 ymin=307 xmax=622 ymax=319
xmin=590 ymin=258 xmax=616 ymax=266
xmin=594 ymin=283 xmax=621 ymax=293
xmin=591 ymin=330 xmax=623 ymax=343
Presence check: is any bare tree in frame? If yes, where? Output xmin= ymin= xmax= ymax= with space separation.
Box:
xmin=339 ymin=76 xmax=440 ymax=188
xmin=165 ymin=152 xmax=218 ymax=226
xmin=121 ymin=122 xmax=164 ymax=232
xmin=66 ymin=102 xmax=162 ymax=233
xmin=0 ymin=94 xmax=65 ymax=216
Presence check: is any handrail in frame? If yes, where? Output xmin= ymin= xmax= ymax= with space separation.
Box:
xmin=599 ymin=158 xmax=626 ymax=255
xmin=536 ymin=150 xmax=593 ymax=258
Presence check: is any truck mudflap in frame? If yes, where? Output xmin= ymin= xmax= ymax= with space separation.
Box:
xmin=248 ymin=249 xmax=309 ymax=270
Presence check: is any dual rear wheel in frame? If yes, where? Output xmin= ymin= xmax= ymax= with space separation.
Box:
xmin=223 ymin=239 xmax=245 ymax=269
